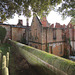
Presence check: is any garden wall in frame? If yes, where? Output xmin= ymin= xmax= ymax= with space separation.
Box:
xmin=0 ymin=23 xmax=26 ymax=42
xmin=9 ymin=40 xmax=75 ymax=75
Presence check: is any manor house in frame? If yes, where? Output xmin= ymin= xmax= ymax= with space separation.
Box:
xmin=0 ymin=16 xmax=75 ymax=56
xmin=25 ymin=16 xmax=75 ymax=56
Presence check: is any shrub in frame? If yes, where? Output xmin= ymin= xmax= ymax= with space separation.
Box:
xmin=0 ymin=26 xmax=6 ymax=43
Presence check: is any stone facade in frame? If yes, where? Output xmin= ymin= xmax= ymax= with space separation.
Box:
xmin=26 ymin=16 xmax=66 ymax=56
xmin=0 ymin=16 xmax=75 ymax=56
xmin=26 ymin=16 xmax=75 ymax=56
xmin=42 ymin=27 xmax=64 ymax=56
xmin=0 ymin=24 xmax=11 ymax=41
xmin=28 ymin=16 xmax=42 ymax=49
xmin=12 ymin=27 xmax=25 ymax=41
xmin=65 ymin=24 xmax=75 ymax=55
xmin=0 ymin=23 xmax=26 ymax=42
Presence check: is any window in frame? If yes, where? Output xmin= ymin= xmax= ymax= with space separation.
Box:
xmin=35 ymin=45 xmax=38 ymax=48
xmin=62 ymin=29 xmax=65 ymax=39
xmin=60 ymin=45 xmax=62 ymax=54
xmin=53 ymin=29 xmax=56 ymax=40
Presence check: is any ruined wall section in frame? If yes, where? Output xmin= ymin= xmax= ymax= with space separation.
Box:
xmin=29 ymin=16 xmax=42 ymax=50
xmin=42 ymin=27 xmax=64 ymax=56
xmin=0 ymin=24 xmax=26 ymax=42
xmin=12 ymin=27 xmax=25 ymax=41
xmin=0 ymin=24 xmax=11 ymax=41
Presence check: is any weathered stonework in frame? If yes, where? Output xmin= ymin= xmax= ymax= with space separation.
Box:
xmin=0 ymin=23 xmax=26 ymax=42
xmin=0 ymin=16 xmax=75 ymax=57
xmin=28 ymin=16 xmax=65 ymax=56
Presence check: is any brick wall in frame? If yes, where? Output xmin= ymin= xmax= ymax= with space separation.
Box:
xmin=12 ymin=27 xmax=25 ymax=41
xmin=0 ymin=24 xmax=25 ymax=42
xmin=29 ymin=16 xmax=66 ymax=56
xmin=29 ymin=16 xmax=42 ymax=50
xmin=42 ymin=27 xmax=64 ymax=56
xmin=0 ymin=24 xmax=11 ymax=42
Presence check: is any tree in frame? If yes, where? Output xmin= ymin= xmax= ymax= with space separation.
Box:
xmin=69 ymin=18 xmax=75 ymax=25
xmin=57 ymin=0 xmax=75 ymax=18
xmin=0 ymin=26 xmax=6 ymax=43
xmin=0 ymin=0 xmax=62 ymax=22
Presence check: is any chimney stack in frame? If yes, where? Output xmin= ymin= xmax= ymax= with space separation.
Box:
xmin=17 ymin=19 xmax=23 ymax=26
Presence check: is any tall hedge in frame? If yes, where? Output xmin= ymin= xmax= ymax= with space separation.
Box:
xmin=0 ymin=26 xmax=6 ymax=43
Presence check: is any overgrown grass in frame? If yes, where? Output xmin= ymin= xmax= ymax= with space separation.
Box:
xmin=0 ymin=43 xmax=11 ymax=55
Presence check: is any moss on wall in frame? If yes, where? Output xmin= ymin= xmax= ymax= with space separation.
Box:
xmin=9 ymin=40 xmax=75 ymax=75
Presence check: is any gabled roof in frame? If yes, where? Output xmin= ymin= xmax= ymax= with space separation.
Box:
xmin=36 ymin=16 xmax=42 ymax=25
xmin=31 ymin=15 xmax=50 ymax=27
xmin=40 ymin=17 xmax=50 ymax=27
xmin=31 ymin=16 xmax=42 ymax=26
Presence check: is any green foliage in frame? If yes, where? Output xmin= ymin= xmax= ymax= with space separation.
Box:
xmin=1 ymin=13 xmax=6 ymax=23
xmin=0 ymin=0 xmax=62 ymax=21
xmin=0 ymin=43 xmax=11 ymax=55
xmin=69 ymin=38 xmax=71 ymax=45
xmin=57 ymin=0 xmax=75 ymax=18
xmin=0 ymin=26 xmax=6 ymax=43
xmin=45 ymin=44 xmax=49 ymax=52
xmin=69 ymin=18 xmax=75 ymax=25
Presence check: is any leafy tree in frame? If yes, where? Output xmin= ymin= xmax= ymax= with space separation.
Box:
xmin=0 ymin=0 xmax=62 ymax=22
xmin=69 ymin=18 xmax=75 ymax=25
xmin=57 ymin=0 xmax=75 ymax=18
xmin=1 ymin=0 xmax=74 ymax=21
xmin=0 ymin=26 xmax=7 ymax=43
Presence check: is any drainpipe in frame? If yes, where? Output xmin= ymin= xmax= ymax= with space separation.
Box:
xmin=46 ymin=27 xmax=48 ymax=52
xmin=41 ymin=25 xmax=43 ymax=50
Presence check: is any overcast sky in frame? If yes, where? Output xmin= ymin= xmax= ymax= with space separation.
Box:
xmin=4 ymin=10 xmax=71 ymax=26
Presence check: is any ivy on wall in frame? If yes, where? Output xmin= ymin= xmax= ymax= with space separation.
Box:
xmin=69 ymin=38 xmax=71 ymax=45
xmin=45 ymin=43 xmax=49 ymax=52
